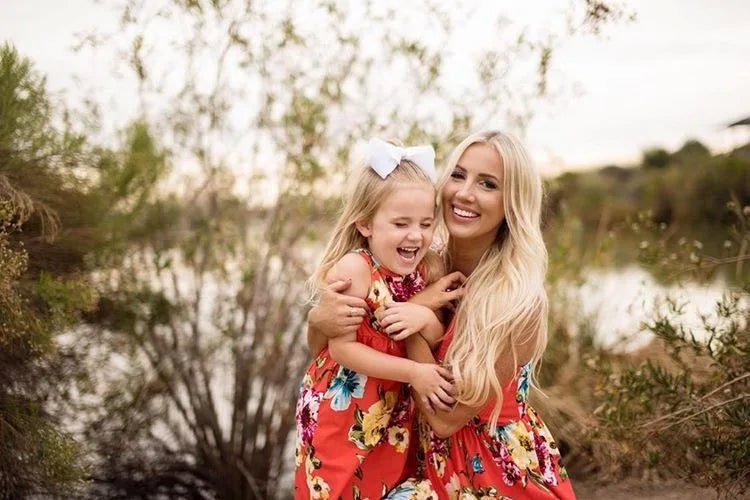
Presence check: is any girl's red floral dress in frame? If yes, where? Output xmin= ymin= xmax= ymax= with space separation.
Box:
xmin=294 ymin=249 xmax=427 ymax=499
xmin=387 ymin=322 xmax=577 ymax=500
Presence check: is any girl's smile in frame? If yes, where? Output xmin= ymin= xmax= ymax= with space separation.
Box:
xmin=357 ymin=184 xmax=436 ymax=276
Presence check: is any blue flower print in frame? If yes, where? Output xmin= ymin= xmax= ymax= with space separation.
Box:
xmin=384 ymin=479 xmax=434 ymax=499
xmin=384 ymin=482 xmax=416 ymax=500
xmin=471 ymin=453 xmax=485 ymax=474
xmin=324 ymin=366 xmax=367 ymax=411
xmin=516 ymin=363 xmax=531 ymax=402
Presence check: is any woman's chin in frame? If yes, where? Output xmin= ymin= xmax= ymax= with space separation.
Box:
xmin=445 ymin=220 xmax=478 ymax=240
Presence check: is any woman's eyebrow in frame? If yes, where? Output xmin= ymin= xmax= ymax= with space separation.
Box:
xmin=478 ymin=173 xmax=500 ymax=181
xmin=455 ymin=164 xmax=499 ymax=181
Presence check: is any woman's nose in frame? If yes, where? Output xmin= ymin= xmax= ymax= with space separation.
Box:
xmin=455 ymin=182 xmax=475 ymax=202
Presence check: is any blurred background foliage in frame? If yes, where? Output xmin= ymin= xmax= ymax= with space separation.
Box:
xmin=0 ymin=0 xmax=748 ymax=498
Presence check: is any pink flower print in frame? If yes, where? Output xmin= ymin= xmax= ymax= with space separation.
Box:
xmin=534 ymin=432 xmax=557 ymax=486
xmin=296 ymin=386 xmax=322 ymax=447
xmin=385 ymin=272 xmax=426 ymax=302
xmin=488 ymin=440 xmax=523 ymax=486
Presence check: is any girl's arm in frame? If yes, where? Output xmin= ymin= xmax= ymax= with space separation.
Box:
xmin=325 ymin=253 xmax=453 ymax=399
xmin=306 ymin=262 xmax=463 ymax=355
xmin=380 ymin=302 xmax=445 ymax=347
xmin=329 ymin=334 xmax=453 ymax=398
xmin=405 ymin=335 xmax=486 ymax=438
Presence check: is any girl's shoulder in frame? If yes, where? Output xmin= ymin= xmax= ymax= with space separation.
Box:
xmin=325 ymin=250 xmax=372 ymax=299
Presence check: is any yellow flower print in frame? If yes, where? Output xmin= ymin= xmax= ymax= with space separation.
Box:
xmin=307 ymin=475 xmax=331 ymax=500
xmin=369 ymin=279 xmax=391 ymax=311
xmin=504 ymin=422 xmax=537 ymax=470
xmin=445 ymin=473 xmax=461 ymax=500
xmin=413 ymin=479 xmax=435 ymax=499
xmin=417 ymin=417 xmax=432 ymax=451
xmin=432 ymin=452 xmax=446 ymax=478
xmin=388 ymin=424 xmax=409 ymax=453
xmin=361 ymin=391 xmax=397 ymax=447
xmin=304 ymin=455 xmax=315 ymax=475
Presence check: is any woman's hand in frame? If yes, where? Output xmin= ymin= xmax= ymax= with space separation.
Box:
xmin=380 ymin=302 xmax=440 ymax=342
xmin=310 ymin=279 xmax=368 ymax=338
xmin=408 ymin=362 xmax=456 ymax=411
xmin=409 ymin=271 xmax=467 ymax=311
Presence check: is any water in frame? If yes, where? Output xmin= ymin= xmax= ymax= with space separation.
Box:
xmin=574 ymin=265 xmax=737 ymax=351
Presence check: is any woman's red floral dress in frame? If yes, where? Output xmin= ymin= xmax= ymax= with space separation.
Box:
xmin=294 ymin=249 xmax=427 ymax=499
xmin=387 ymin=322 xmax=577 ymax=500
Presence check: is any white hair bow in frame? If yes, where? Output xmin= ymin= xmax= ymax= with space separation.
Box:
xmin=366 ymin=137 xmax=436 ymax=182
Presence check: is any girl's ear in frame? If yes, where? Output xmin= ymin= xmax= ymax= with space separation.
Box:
xmin=355 ymin=219 xmax=372 ymax=238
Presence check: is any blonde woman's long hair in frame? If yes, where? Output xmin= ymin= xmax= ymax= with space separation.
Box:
xmin=440 ymin=130 xmax=549 ymax=431
xmin=310 ymin=160 xmax=441 ymax=292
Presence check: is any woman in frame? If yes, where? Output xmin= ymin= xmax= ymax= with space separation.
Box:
xmin=308 ymin=131 xmax=576 ymax=499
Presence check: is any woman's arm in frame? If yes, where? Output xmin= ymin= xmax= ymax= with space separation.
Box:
xmin=322 ymin=254 xmax=453 ymax=399
xmin=306 ymin=279 xmax=368 ymax=356
xmin=307 ymin=267 xmax=465 ymax=355
xmin=408 ymin=271 xmax=467 ymax=311
xmin=405 ymin=335 xmax=486 ymax=439
xmin=307 ymin=317 xmax=328 ymax=360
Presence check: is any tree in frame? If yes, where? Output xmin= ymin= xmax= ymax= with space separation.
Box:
xmin=672 ymin=138 xmax=710 ymax=163
xmin=65 ymin=1 xmax=629 ymax=498
xmin=642 ymin=147 xmax=670 ymax=169
xmin=0 ymin=44 xmax=94 ymax=499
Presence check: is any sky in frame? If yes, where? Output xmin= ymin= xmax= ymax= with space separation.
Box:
xmin=2 ymin=0 xmax=750 ymax=176
xmin=530 ymin=0 xmax=750 ymax=172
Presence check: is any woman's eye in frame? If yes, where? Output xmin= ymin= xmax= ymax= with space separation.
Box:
xmin=450 ymin=170 xmax=465 ymax=180
xmin=480 ymin=180 xmax=498 ymax=190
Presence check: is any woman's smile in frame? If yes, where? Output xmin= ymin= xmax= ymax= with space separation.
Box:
xmin=442 ymin=143 xmax=505 ymax=246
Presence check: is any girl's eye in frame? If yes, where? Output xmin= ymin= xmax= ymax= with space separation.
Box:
xmin=450 ymin=170 xmax=465 ymax=180
xmin=420 ymin=222 xmax=433 ymax=229
xmin=480 ymin=180 xmax=498 ymax=190
xmin=394 ymin=222 xmax=408 ymax=228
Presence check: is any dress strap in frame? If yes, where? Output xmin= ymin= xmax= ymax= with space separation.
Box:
xmin=352 ymin=248 xmax=375 ymax=272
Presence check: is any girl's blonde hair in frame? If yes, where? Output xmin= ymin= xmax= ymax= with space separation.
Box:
xmin=310 ymin=160 xmax=441 ymax=291
xmin=439 ymin=130 xmax=549 ymax=431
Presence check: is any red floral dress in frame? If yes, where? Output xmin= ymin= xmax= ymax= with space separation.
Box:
xmin=294 ymin=249 xmax=427 ymax=499
xmin=387 ymin=322 xmax=576 ymax=500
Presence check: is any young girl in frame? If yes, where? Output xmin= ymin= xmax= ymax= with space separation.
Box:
xmin=294 ymin=138 xmax=455 ymax=499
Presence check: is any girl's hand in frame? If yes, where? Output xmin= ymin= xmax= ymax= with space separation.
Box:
xmin=409 ymin=363 xmax=456 ymax=412
xmin=310 ymin=279 xmax=368 ymax=338
xmin=409 ymin=271 xmax=467 ymax=311
xmin=380 ymin=302 xmax=438 ymax=342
